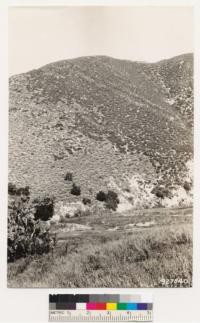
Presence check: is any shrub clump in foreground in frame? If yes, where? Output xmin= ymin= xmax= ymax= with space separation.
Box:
xmin=33 ymin=196 xmax=54 ymax=221
xmin=8 ymin=224 xmax=192 ymax=288
xmin=8 ymin=186 xmax=55 ymax=263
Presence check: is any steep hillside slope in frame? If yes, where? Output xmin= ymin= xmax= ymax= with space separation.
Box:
xmin=156 ymin=53 xmax=193 ymax=125
xmin=9 ymin=54 xmax=193 ymax=208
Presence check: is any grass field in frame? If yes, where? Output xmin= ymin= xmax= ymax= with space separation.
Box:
xmin=7 ymin=208 xmax=192 ymax=288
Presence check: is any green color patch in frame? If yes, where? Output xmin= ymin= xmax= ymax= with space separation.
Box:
xmin=117 ymin=303 xmax=127 ymax=310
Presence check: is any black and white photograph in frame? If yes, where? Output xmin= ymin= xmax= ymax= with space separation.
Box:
xmin=7 ymin=5 xmax=193 ymax=288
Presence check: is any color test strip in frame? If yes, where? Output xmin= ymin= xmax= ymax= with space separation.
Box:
xmin=49 ymin=294 xmax=142 ymax=303
xmin=49 ymin=294 xmax=153 ymax=311
xmin=52 ymin=302 xmax=152 ymax=310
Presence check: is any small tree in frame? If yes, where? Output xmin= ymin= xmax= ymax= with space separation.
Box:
xmin=96 ymin=190 xmax=107 ymax=202
xmin=96 ymin=190 xmax=119 ymax=211
xmin=105 ymin=190 xmax=119 ymax=211
xmin=71 ymin=183 xmax=81 ymax=196
xmin=34 ymin=196 xmax=54 ymax=221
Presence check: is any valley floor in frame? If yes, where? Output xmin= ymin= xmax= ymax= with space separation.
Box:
xmin=7 ymin=208 xmax=192 ymax=288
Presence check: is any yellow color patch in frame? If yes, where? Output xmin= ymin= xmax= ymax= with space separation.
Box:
xmin=106 ymin=303 xmax=117 ymax=310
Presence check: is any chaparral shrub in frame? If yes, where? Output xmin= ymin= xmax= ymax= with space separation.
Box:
xmin=70 ymin=183 xmax=81 ymax=196
xmin=96 ymin=190 xmax=119 ymax=211
xmin=151 ymin=186 xmax=171 ymax=199
xmin=82 ymin=197 xmax=91 ymax=205
xmin=183 ymin=181 xmax=191 ymax=192
xmin=96 ymin=190 xmax=107 ymax=202
xmin=8 ymin=183 xmax=30 ymax=197
xmin=33 ymin=196 xmax=54 ymax=221
xmin=8 ymin=190 xmax=55 ymax=262
xmin=8 ymin=183 xmax=17 ymax=195
xmin=64 ymin=172 xmax=73 ymax=181
xmin=74 ymin=209 xmax=91 ymax=218
xmin=105 ymin=190 xmax=120 ymax=211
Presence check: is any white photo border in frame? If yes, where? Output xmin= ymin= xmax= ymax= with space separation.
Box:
xmin=0 ymin=1 xmax=199 ymax=322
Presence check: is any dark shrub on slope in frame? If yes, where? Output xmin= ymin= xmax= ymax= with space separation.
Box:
xmin=64 ymin=172 xmax=73 ymax=181
xmin=8 ymin=183 xmax=30 ymax=197
xmin=96 ymin=190 xmax=107 ymax=202
xmin=8 ymin=183 xmax=17 ymax=195
xmin=70 ymin=183 xmax=81 ymax=196
xmin=151 ymin=186 xmax=171 ymax=199
xmin=96 ymin=190 xmax=119 ymax=211
xmin=183 ymin=181 xmax=191 ymax=192
xmin=105 ymin=190 xmax=120 ymax=211
xmin=82 ymin=197 xmax=91 ymax=205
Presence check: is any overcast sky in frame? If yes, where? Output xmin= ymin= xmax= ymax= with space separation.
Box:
xmin=9 ymin=6 xmax=193 ymax=75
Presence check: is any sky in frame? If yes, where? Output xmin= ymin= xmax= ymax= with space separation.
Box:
xmin=9 ymin=6 xmax=193 ymax=75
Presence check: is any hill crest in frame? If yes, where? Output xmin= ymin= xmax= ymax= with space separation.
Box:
xmin=9 ymin=54 xmax=193 ymax=209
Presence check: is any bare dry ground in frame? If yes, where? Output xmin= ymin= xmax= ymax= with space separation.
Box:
xmin=8 ymin=207 xmax=192 ymax=288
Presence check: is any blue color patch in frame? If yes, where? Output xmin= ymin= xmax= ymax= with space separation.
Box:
xmin=137 ymin=303 xmax=148 ymax=310
xmin=126 ymin=303 xmax=137 ymax=310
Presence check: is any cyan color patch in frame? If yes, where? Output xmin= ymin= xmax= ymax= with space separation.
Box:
xmin=126 ymin=303 xmax=137 ymax=310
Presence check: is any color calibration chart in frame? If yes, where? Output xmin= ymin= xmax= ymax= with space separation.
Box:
xmin=49 ymin=294 xmax=153 ymax=322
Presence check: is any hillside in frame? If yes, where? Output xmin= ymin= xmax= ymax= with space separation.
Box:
xmin=9 ymin=54 xmax=193 ymax=210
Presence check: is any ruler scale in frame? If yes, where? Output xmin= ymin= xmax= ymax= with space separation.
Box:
xmin=49 ymin=294 xmax=153 ymax=322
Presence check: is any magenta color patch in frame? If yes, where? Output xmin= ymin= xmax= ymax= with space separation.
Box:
xmin=86 ymin=303 xmax=97 ymax=310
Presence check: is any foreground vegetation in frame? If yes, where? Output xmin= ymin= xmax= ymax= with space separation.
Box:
xmin=8 ymin=222 xmax=192 ymax=288
xmin=7 ymin=183 xmax=192 ymax=288
xmin=8 ymin=185 xmax=55 ymax=262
